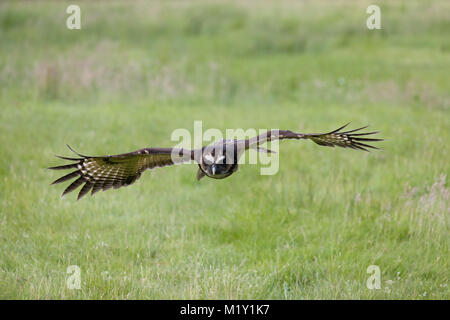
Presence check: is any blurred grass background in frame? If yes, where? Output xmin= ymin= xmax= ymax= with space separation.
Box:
xmin=0 ymin=0 xmax=448 ymax=299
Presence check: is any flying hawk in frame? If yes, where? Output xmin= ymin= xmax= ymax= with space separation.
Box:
xmin=49 ymin=124 xmax=382 ymax=199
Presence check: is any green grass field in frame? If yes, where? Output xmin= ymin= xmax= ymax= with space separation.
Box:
xmin=0 ymin=0 xmax=448 ymax=299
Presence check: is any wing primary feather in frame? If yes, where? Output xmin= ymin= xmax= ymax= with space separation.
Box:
xmin=329 ymin=123 xmax=350 ymax=134
xmin=54 ymin=155 xmax=83 ymax=161
xmin=77 ymin=182 xmax=94 ymax=200
xmin=351 ymin=144 xmax=369 ymax=152
xmin=91 ymin=182 xmax=104 ymax=196
xmin=66 ymin=144 xmax=89 ymax=158
xmin=352 ymin=137 xmax=384 ymax=142
xmin=48 ymin=163 xmax=79 ymax=170
xmin=62 ymin=177 xmax=86 ymax=197
xmin=339 ymin=125 xmax=369 ymax=134
xmin=51 ymin=171 xmax=80 ymax=185
xmin=346 ymin=131 xmax=380 ymax=136
xmin=354 ymin=142 xmax=379 ymax=150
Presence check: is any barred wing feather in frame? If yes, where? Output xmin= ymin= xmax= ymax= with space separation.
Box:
xmin=49 ymin=146 xmax=192 ymax=200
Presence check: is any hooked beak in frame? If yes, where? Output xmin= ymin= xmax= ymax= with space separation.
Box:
xmin=211 ymin=165 xmax=216 ymax=175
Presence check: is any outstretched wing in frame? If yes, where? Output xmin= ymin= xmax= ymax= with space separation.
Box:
xmin=49 ymin=145 xmax=194 ymax=199
xmin=245 ymin=123 xmax=383 ymax=152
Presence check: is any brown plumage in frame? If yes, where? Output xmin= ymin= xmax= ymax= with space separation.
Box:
xmin=49 ymin=124 xmax=382 ymax=199
xmin=49 ymin=146 xmax=193 ymax=200
xmin=247 ymin=123 xmax=382 ymax=151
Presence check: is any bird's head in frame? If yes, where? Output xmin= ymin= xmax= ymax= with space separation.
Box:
xmin=198 ymin=148 xmax=237 ymax=180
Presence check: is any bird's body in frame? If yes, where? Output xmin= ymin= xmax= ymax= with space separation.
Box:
xmin=49 ymin=124 xmax=383 ymax=199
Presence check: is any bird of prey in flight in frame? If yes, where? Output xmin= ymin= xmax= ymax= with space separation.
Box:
xmin=49 ymin=124 xmax=382 ymax=200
